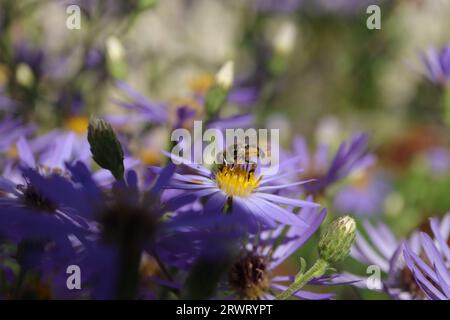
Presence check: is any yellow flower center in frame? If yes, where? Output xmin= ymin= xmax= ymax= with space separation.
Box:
xmin=188 ymin=73 xmax=214 ymax=94
xmin=64 ymin=116 xmax=89 ymax=134
xmin=350 ymin=170 xmax=370 ymax=190
xmin=6 ymin=145 xmax=18 ymax=159
xmin=138 ymin=149 xmax=161 ymax=165
xmin=215 ymin=165 xmax=261 ymax=198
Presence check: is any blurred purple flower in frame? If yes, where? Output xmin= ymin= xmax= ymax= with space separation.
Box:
xmin=46 ymin=161 xmax=238 ymax=299
xmin=0 ymin=165 xmax=92 ymax=278
xmin=426 ymin=147 xmax=450 ymax=176
xmin=228 ymin=86 xmax=260 ymax=107
xmin=0 ymin=118 xmax=35 ymax=154
xmin=109 ymin=81 xmax=168 ymax=126
xmin=84 ymin=48 xmax=106 ymax=70
xmin=333 ymin=172 xmax=391 ymax=216
xmin=111 ymin=80 xmax=254 ymax=130
xmin=349 ymin=220 xmax=428 ymax=299
xmin=422 ymin=45 xmax=450 ymax=85
xmin=1 ymin=133 xmax=138 ymax=190
xmin=292 ymin=133 xmax=375 ymax=195
xmin=403 ymin=214 xmax=450 ymax=300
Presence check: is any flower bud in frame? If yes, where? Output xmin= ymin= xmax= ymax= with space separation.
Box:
xmin=215 ymin=60 xmax=234 ymax=91
xmin=106 ymin=36 xmax=127 ymax=79
xmin=318 ymin=216 xmax=356 ymax=263
xmin=273 ymin=22 xmax=297 ymax=56
xmin=106 ymin=36 xmax=125 ymax=62
xmin=205 ymin=61 xmax=234 ymax=116
xmin=16 ymin=63 xmax=34 ymax=88
xmin=88 ymin=117 xmax=124 ymax=180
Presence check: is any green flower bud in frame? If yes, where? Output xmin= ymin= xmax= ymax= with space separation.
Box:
xmin=106 ymin=36 xmax=127 ymax=79
xmin=205 ymin=85 xmax=228 ymax=116
xmin=205 ymin=61 xmax=234 ymax=116
xmin=318 ymin=216 xmax=356 ymax=263
xmin=88 ymin=117 xmax=124 ymax=180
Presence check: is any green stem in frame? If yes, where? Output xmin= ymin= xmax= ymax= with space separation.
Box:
xmin=276 ymin=258 xmax=329 ymax=300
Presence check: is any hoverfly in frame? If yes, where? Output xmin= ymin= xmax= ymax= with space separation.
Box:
xmin=213 ymin=142 xmax=267 ymax=175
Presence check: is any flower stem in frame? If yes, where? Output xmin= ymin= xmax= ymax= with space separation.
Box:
xmin=276 ymin=258 xmax=329 ymax=300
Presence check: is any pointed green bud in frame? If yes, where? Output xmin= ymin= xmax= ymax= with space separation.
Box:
xmin=106 ymin=36 xmax=127 ymax=79
xmin=268 ymin=22 xmax=296 ymax=76
xmin=205 ymin=61 xmax=234 ymax=116
xmin=215 ymin=60 xmax=234 ymax=91
xmin=88 ymin=117 xmax=125 ymax=180
xmin=318 ymin=216 xmax=356 ymax=263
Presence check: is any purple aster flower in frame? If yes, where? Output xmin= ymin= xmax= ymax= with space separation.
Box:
xmin=84 ymin=48 xmax=106 ymax=70
xmin=228 ymin=86 xmax=260 ymax=107
xmin=0 ymin=165 xmax=92 ymax=289
xmin=5 ymin=133 xmax=139 ymax=188
xmin=111 ymin=80 xmax=254 ymax=130
xmin=333 ymin=171 xmax=391 ymax=216
xmin=40 ymin=161 xmax=235 ymax=299
xmin=163 ymin=152 xmax=319 ymax=232
xmin=349 ymin=220 xmax=428 ymax=299
xmin=225 ymin=206 xmax=351 ymax=299
xmin=291 ymin=133 xmax=375 ymax=195
xmin=109 ymin=81 xmax=169 ymax=126
xmin=1 ymin=134 xmax=90 ymax=185
xmin=0 ymin=160 xmax=169 ymax=299
xmin=403 ymin=214 xmax=450 ymax=300
xmin=422 ymin=45 xmax=450 ymax=85
xmin=0 ymin=117 xmax=35 ymax=155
